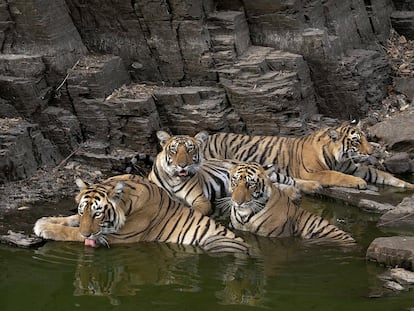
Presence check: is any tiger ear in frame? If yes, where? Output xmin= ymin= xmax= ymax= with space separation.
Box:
xmin=156 ymin=131 xmax=171 ymax=147
xmin=194 ymin=131 xmax=208 ymax=145
xmin=75 ymin=178 xmax=88 ymax=190
xmin=327 ymin=129 xmax=339 ymax=141
xmin=109 ymin=181 xmax=125 ymax=201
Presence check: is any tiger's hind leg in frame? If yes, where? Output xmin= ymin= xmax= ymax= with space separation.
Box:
xmin=295 ymin=209 xmax=356 ymax=246
xmin=34 ymin=214 xmax=84 ymax=242
xmin=303 ymin=170 xmax=367 ymax=189
xmin=352 ymin=165 xmax=414 ymax=189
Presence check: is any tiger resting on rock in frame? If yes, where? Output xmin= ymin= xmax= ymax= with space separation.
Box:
xmin=204 ymin=122 xmax=414 ymax=190
xmin=33 ymin=174 xmax=249 ymax=254
xmin=148 ymin=130 xmax=321 ymax=216
xmin=217 ymin=162 xmax=356 ymax=245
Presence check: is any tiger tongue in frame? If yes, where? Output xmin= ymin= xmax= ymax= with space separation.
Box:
xmin=84 ymin=238 xmax=96 ymax=247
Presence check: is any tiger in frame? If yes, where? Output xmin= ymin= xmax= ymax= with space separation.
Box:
xmin=148 ymin=130 xmax=321 ymax=216
xmin=33 ymin=174 xmax=249 ymax=254
xmin=217 ymin=162 xmax=356 ymax=245
xmin=204 ymin=122 xmax=414 ymax=189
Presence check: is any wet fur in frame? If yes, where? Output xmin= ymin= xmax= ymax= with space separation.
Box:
xmin=220 ymin=163 xmax=356 ymax=245
xmin=33 ymin=174 xmax=249 ymax=253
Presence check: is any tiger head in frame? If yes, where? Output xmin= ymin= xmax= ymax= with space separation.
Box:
xmin=75 ymin=179 xmax=127 ymax=247
xmin=156 ymin=130 xmax=209 ymax=178
xmin=324 ymin=121 xmax=373 ymax=162
xmin=228 ymin=162 xmax=272 ymax=222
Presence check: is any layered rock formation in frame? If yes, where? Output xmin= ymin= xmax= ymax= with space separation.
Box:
xmin=0 ymin=0 xmax=413 ymax=182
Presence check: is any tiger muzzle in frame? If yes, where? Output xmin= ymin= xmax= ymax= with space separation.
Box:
xmin=231 ymin=184 xmax=251 ymax=206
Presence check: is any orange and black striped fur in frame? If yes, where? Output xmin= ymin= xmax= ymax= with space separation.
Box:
xmin=148 ymin=131 xmax=321 ymax=216
xmin=204 ymin=123 xmax=414 ymax=189
xmin=218 ymin=163 xmax=356 ymax=245
xmin=33 ymin=174 xmax=249 ymax=254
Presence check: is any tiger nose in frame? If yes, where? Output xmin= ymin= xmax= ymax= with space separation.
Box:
xmin=232 ymin=196 xmax=248 ymax=206
xmin=176 ymin=161 xmax=188 ymax=168
xmin=80 ymin=232 xmax=92 ymax=239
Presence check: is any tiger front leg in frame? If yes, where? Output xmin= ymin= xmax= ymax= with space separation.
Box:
xmin=304 ymin=170 xmax=367 ymax=189
xmin=33 ymin=214 xmax=84 ymax=242
xmin=295 ymin=179 xmax=322 ymax=193
xmin=192 ymin=196 xmax=213 ymax=216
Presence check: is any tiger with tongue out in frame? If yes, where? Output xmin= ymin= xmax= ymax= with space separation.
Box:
xmin=33 ymin=174 xmax=249 ymax=253
xmin=148 ymin=130 xmax=218 ymax=216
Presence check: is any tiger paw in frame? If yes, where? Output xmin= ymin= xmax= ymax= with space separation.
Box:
xmin=347 ymin=177 xmax=367 ymax=189
xmin=277 ymin=184 xmax=301 ymax=201
xmin=33 ymin=216 xmax=81 ymax=241
xmin=33 ymin=218 xmax=55 ymax=239
xmin=296 ymin=180 xmax=322 ymax=193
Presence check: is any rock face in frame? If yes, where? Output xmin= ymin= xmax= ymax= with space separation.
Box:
xmin=0 ymin=0 xmax=412 ymax=182
xmin=0 ymin=118 xmax=62 ymax=182
xmin=367 ymin=114 xmax=414 ymax=177
xmin=378 ymin=195 xmax=414 ymax=229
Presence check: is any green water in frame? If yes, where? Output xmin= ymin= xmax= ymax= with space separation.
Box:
xmin=1 ymin=195 xmax=414 ymax=311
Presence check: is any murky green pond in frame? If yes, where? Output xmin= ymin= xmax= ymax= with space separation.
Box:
xmin=1 ymin=190 xmax=414 ymax=311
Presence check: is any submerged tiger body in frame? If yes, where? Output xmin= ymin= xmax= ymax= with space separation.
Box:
xmin=148 ymin=131 xmax=320 ymax=216
xmin=33 ymin=174 xmax=249 ymax=254
xmin=219 ymin=162 xmax=356 ymax=245
xmin=204 ymin=124 xmax=414 ymax=189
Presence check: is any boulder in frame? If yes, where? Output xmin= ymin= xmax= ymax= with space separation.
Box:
xmin=379 ymin=267 xmax=414 ymax=291
xmin=366 ymin=236 xmax=414 ymax=270
xmin=369 ymin=109 xmax=414 ymax=155
xmin=378 ymin=195 xmax=414 ymax=229
xmin=383 ymin=152 xmax=412 ymax=174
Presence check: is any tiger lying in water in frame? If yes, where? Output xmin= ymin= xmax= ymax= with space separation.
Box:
xmin=33 ymin=174 xmax=249 ymax=254
xmin=204 ymin=122 xmax=414 ymax=189
xmin=217 ymin=162 xmax=356 ymax=245
xmin=148 ymin=131 xmax=320 ymax=216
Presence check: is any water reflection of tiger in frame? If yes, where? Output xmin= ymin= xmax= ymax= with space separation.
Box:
xmin=35 ymin=241 xmax=267 ymax=307
xmin=218 ymin=162 xmax=356 ymax=245
xmin=204 ymin=122 xmax=414 ymax=189
xmin=33 ymin=174 xmax=249 ymax=254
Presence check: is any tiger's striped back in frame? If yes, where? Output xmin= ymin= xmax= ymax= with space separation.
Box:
xmin=204 ymin=126 xmax=369 ymax=177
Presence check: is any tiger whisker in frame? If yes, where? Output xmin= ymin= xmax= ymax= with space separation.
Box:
xmin=98 ymin=235 xmax=110 ymax=248
xmin=215 ymin=197 xmax=232 ymax=214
